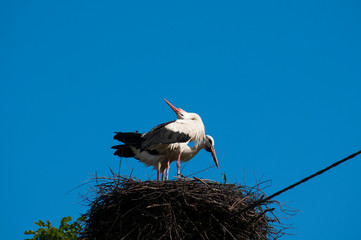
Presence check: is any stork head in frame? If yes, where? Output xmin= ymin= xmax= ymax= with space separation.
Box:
xmin=203 ymin=135 xmax=219 ymax=169
xmin=164 ymin=98 xmax=202 ymax=121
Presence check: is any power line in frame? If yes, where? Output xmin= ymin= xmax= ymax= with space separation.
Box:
xmin=241 ymin=149 xmax=361 ymax=213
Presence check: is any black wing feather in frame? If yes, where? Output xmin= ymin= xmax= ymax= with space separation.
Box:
xmin=141 ymin=120 xmax=191 ymax=150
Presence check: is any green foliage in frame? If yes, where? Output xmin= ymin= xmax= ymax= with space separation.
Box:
xmin=222 ymin=173 xmax=227 ymax=184
xmin=24 ymin=216 xmax=86 ymax=240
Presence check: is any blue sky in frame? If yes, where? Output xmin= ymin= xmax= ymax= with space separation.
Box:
xmin=1 ymin=1 xmax=360 ymax=239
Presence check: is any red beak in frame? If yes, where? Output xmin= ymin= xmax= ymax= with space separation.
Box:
xmin=164 ymin=98 xmax=181 ymax=114
xmin=210 ymin=146 xmax=219 ymax=168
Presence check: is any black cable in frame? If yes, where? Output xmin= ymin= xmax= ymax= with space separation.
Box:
xmin=241 ymin=149 xmax=361 ymax=213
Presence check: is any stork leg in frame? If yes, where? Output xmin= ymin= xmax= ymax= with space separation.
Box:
xmin=177 ymin=152 xmax=181 ymax=177
xmin=157 ymin=170 xmax=160 ymax=181
xmin=166 ymin=155 xmax=170 ymax=180
xmin=162 ymin=169 xmax=166 ymax=182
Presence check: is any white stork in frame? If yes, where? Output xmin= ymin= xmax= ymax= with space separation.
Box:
xmin=112 ymin=99 xmax=214 ymax=180
xmin=161 ymin=99 xmax=207 ymax=176
xmin=161 ymin=135 xmax=218 ymax=180
xmin=111 ymin=134 xmax=218 ymax=181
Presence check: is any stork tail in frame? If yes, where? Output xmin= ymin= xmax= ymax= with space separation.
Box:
xmin=111 ymin=144 xmax=135 ymax=158
xmin=113 ymin=132 xmax=142 ymax=147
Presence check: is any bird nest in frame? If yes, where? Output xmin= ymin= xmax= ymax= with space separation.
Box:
xmin=81 ymin=175 xmax=288 ymax=240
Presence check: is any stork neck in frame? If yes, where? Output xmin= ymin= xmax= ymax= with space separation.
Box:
xmin=181 ymin=140 xmax=204 ymax=162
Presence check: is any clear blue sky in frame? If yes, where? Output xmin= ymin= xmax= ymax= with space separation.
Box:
xmin=1 ymin=1 xmax=360 ymax=239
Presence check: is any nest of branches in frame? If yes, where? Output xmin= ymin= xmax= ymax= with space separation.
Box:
xmin=81 ymin=175 xmax=287 ymax=240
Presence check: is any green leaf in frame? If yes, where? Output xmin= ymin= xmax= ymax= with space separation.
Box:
xmin=35 ymin=219 xmax=45 ymax=227
xmin=76 ymin=216 xmax=87 ymax=222
xmin=222 ymin=173 xmax=227 ymax=184
xmin=24 ymin=230 xmax=35 ymax=235
xmin=60 ymin=216 xmax=72 ymax=224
